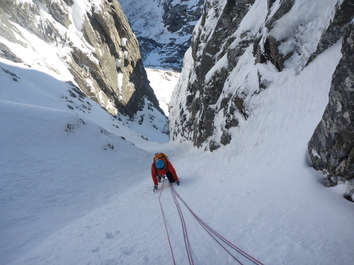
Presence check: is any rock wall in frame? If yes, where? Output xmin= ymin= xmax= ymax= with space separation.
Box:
xmin=169 ymin=0 xmax=352 ymax=151
xmin=308 ymin=23 xmax=354 ymax=187
xmin=0 ymin=0 xmax=162 ymax=117
xmin=170 ymin=0 xmax=257 ymax=150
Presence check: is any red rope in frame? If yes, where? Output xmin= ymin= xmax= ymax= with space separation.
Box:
xmin=158 ymin=181 xmax=176 ymax=265
xmin=171 ymin=185 xmax=264 ymax=265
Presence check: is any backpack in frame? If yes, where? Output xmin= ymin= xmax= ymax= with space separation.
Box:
xmin=153 ymin=152 xmax=169 ymax=168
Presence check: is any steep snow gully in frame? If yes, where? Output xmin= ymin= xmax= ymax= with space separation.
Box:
xmin=1 ymin=38 xmax=354 ymax=264
xmin=1 ymin=1 xmax=354 ymax=265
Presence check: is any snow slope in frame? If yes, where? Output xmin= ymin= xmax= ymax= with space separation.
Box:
xmin=1 ymin=35 xmax=354 ymax=265
xmin=146 ymin=68 xmax=180 ymax=116
xmin=0 ymin=59 xmax=166 ymax=264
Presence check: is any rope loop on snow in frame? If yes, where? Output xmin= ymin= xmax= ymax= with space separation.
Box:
xmin=170 ymin=185 xmax=264 ymax=265
xmin=170 ymin=182 xmax=195 ymax=265
xmin=157 ymin=182 xmax=264 ymax=265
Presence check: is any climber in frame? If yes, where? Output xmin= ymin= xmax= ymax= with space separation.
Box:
xmin=151 ymin=153 xmax=180 ymax=192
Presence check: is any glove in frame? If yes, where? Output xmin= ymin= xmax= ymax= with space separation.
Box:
xmin=153 ymin=185 xmax=158 ymax=192
xmin=176 ymin=180 xmax=180 ymax=186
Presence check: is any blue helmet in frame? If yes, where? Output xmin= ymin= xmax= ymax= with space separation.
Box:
xmin=155 ymin=159 xmax=165 ymax=169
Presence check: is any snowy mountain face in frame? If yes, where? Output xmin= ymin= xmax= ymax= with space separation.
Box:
xmin=119 ymin=0 xmax=204 ymax=71
xmin=2 ymin=0 xmax=354 ymax=264
xmin=169 ymin=0 xmax=354 ymax=185
xmin=0 ymin=0 xmax=167 ymax=128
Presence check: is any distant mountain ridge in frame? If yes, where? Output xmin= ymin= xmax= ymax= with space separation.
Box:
xmin=119 ymin=0 xmax=204 ymax=70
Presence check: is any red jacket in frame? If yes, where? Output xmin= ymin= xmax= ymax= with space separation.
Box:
xmin=151 ymin=160 xmax=179 ymax=185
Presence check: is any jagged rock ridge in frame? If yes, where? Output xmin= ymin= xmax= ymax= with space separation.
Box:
xmin=0 ymin=0 xmax=165 ymax=123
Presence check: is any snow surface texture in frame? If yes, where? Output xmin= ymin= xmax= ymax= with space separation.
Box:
xmin=1 ymin=1 xmax=354 ymax=265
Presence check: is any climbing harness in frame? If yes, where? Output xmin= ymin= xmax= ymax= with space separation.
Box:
xmin=158 ymin=182 xmax=264 ymax=265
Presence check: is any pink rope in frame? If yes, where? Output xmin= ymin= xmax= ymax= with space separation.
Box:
xmin=171 ymin=185 xmax=264 ymax=265
xmin=158 ymin=181 xmax=177 ymax=265
xmin=170 ymin=183 xmax=195 ymax=265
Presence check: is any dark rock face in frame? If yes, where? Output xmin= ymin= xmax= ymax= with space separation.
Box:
xmin=0 ymin=0 xmax=163 ymax=118
xmin=170 ymin=0 xmax=259 ymax=151
xmin=170 ymin=0 xmax=353 ymax=152
xmin=308 ymin=23 xmax=354 ymax=187
xmin=254 ymin=0 xmax=294 ymax=71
